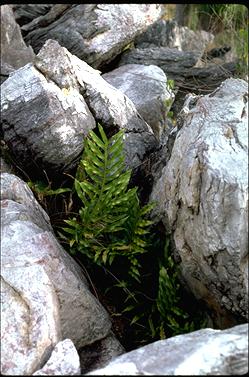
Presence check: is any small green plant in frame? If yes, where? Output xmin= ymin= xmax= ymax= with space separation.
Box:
xmin=59 ymin=124 xmax=208 ymax=348
xmin=154 ymin=238 xmax=207 ymax=339
xmin=156 ymin=239 xmax=194 ymax=337
xmin=165 ymin=79 xmax=175 ymax=122
xmin=61 ymin=124 xmax=154 ymax=281
xmin=27 ymin=179 xmax=72 ymax=215
xmin=28 ymin=180 xmax=71 ymax=200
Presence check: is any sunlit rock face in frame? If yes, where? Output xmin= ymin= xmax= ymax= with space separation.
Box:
xmin=1 ymin=39 xmax=157 ymax=177
xmin=150 ymin=78 xmax=248 ymax=326
xmin=87 ymin=324 xmax=248 ymax=375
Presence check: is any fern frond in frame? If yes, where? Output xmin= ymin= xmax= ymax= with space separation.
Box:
xmin=63 ymin=123 xmax=155 ymax=279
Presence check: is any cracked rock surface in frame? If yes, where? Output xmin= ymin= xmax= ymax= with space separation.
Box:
xmin=87 ymin=324 xmax=248 ymax=375
xmin=1 ymin=39 xmax=157 ymax=176
xmin=103 ymin=63 xmax=174 ymax=140
xmin=1 ymin=265 xmax=60 ymax=375
xmin=150 ymin=78 xmax=248 ymax=324
xmin=1 ymin=172 xmax=114 ymax=375
xmin=33 ymin=339 xmax=81 ymax=376
xmin=134 ymin=19 xmax=214 ymax=56
xmin=21 ymin=4 xmax=164 ymax=69
xmin=0 ymin=5 xmax=35 ymax=81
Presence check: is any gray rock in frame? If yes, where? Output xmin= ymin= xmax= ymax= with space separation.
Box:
xmin=0 ymin=5 xmax=35 ymax=79
xmin=103 ymin=64 xmax=174 ymax=140
xmin=1 ymin=39 xmax=157 ymax=175
xmin=87 ymin=324 xmax=248 ymax=375
xmin=1 ymin=172 xmax=112 ymax=353
xmin=170 ymin=61 xmax=237 ymax=119
xmin=119 ymin=38 xmax=237 ymax=98
xmin=33 ymin=339 xmax=81 ymax=375
xmin=20 ymin=5 xmax=71 ymax=34
xmin=12 ymin=4 xmax=53 ymax=26
xmin=80 ymin=331 xmax=125 ymax=374
xmin=150 ymin=78 xmax=248 ymax=324
xmin=135 ymin=19 xmax=214 ymax=56
xmin=1 ymin=61 xmax=96 ymax=174
xmin=1 ymin=265 xmax=61 ymax=375
xmin=119 ymin=47 xmax=201 ymax=83
xmin=23 ymin=4 xmax=164 ymax=69
xmin=183 ymin=61 xmax=237 ymax=92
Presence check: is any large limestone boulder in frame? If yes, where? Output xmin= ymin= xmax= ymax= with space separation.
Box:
xmin=87 ymin=324 xmax=248 ymax=375
xmin=32 ymin=339 xmax=81 ymax=376
xmin=134 ymin=19 xmax=214 ymax=56
xmin=119 ymin=19 xmax=236 ymax=99
xmin=119 ymin=47 xmax=200 ymax=83
xmin=1 ymin=266 xmax=61 ymax=375
xmin=150 ymin=78 xmax=248 ymax=325
xmin=103 ymin=64 xmax=174 ymax=140
xmin=0 ymin=5 xmax=35 ymax=81
xmin=22 ymin=4 xmax=164 ymax=69
xmin=1 ymin=39 xmax=156 ymax=176
xmin=1 ymin=172 xmax=113 ymax=375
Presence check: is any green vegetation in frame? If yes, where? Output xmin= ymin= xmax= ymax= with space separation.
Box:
xmin=27 ymin=180 xmax=71 ymax=199
xmin=187 ymin=4 xmax=248 ymax=79
xmin=58 ymin=124 xmax=207 ymax=347
xmin=26 ymin=123 xmax=207 ymax=348
xmin=61 ymin=124 xmax=154 ymax=282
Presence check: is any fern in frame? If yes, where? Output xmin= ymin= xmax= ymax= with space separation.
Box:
xmin=62 ymin=124 xmax=154 ymax=281
xmin=155 ymin=238 xmax=205 ymax=338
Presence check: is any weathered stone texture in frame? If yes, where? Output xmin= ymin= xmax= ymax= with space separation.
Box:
xmin=0 ymin=5 xmax=34 ymax=80
xmin=103 ymin=64 xmax=174 ymax=140
xmin=87 ymin=324 xmax=248 ymax=375
xmin=119 ymin=47 xmax=200 ymax=82
xmin=1 ymin=39 xmax=157 ymax=175
xmin=23 ymin=4 xmax=164 ymax=69
xmin=33 ymin=339 xmax=81 ymax=375
xmin=1 ymin=173 xmax=112 ymax=357
xmin=134 ymin=19 xmax=214 ymax=56
xmin=1 ymin=62 xmax=96 ymax=173
xmin=150 ymin=78 xmax=248 ymax=324
xmin=1 ymin=265 xmax=61 ymax=375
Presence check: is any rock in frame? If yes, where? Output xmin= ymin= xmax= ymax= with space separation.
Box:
xmin=23 ymin=4 xmax=164 ymax=69
xmin=119 ymin=47 xmax=201 ymax=83
xmin=86 ymin=324 xmax=248 ymax=375
xmin=1 ymin=265 xmax=61 ymax=375
xmin=0 ymin=5 xmax=35 ymax=81
xmin=1 ymin=39 xmax=157 ymax=176
xmin=1 ymin=61 xmax=96 ymax=176
xmin=169 ymin=60 xmax=237 ymax=119
xmin=169 ymin=61 xmax=237 ymax=119
xmin=33 ymin=339 xmax=81 ymax=375
xmin=20 ymin=5 xmax=72 ymax=34
xmin=183 ymin=61 xmax=237 ymax=92
xmin=103 ymin=64 xmax=174 ymax=140
xmin=12 ymin=4 xmax=53 ymax=26
xmin=150 ymin=78 xmax=248 ymax=325
xmin=119 ymin=46 xmax=237 ymax=94
xmin=80 ymin=331 xmax=125 ymax=374
xmin=1 ymin=172 xmax=112 ymax=352
xmin=134 ymin=19 xmax=214 ymax=56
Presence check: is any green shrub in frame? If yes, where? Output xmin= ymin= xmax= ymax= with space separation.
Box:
xmin=59 ymin=123 xmax=208 ymax=347
xmin=61 ymin=124 xmax=154 ymax=281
